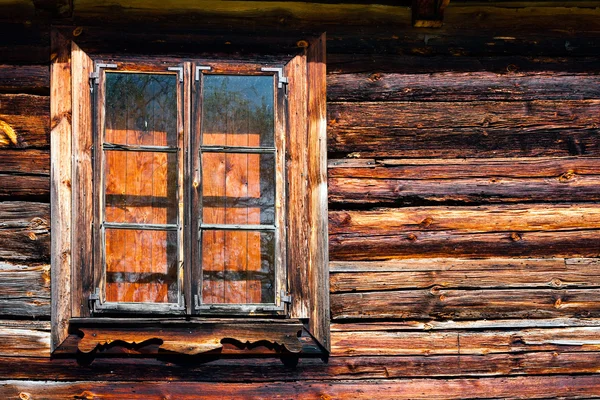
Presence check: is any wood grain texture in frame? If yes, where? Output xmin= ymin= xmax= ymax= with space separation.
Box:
xmin=0 ymin=202 xmax=50 ymax=262
xmin=0 ymin=65 xmax=49 ymax=94
xmin=331 ymin=288 xmax=600 ymax=320
xmin=328 ymin=72 xmax=600 ymax=102
xmin=70 ymin=40 xmax=93 ymax=317
xmin=330 ymin=258 xmax=600 ymax=292
xmin=331 ymin=229 xmax=600 ymax=260
xmin=2 ymin=375 xmax=600 ymax=399
xmin=2 ymin=351 xmax=600 ymax=380
xmin=50 ymin=29 xmax=72 ymax=352
xmin=306 ymin=33 xmax=330 ymax=351
xmin=0 ymin=174 xmax=49 ymax=199
xmin=0 ymin=94 xmax=49 ymax=149
xmin=285 ymin=52 xmax=310 ymax=319
xmin=0 ymin=149 xmax=49 ymax=175
xmin=328 ymin=100 xmax=600 ymax=158
xmin=331 ymin=326 xmax=600 ymax=356
xmin=0 ymin=321 xmax=50 ymax=357
xmin=0 ymin=262 xmax=50 ymax=318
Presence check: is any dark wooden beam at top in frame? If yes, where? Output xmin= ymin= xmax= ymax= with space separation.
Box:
xmin=412 ymin=0 xmax=449 ymax=27
xmin=33 ymin=0 xmax=72 ymax=18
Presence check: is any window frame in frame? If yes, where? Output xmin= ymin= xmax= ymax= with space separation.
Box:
xmin=50 ymin=28 xmax=329 ymax=357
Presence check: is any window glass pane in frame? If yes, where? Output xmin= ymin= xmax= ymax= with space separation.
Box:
xmin=202 ymin=152 xmax=275 ymax=225
xmin=105 ymin=228 xmax=178 ymax=303
xmin=201 ymin=230 xmax=275 ymax=304
xmin=105 ymin=151 xmax=178 ymax=224
xmin=201 ymin=75 xmax=274 ymax=147
xmin=105 ymin=72 xmax=177 ymax=147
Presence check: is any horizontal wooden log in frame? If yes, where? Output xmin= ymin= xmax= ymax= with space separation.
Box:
xmin=330 ymin=204 xmax=600 ymax=235
xmin=1 ymin=351 xmax=600 ymax=380
xmin=71 ymin=3 xmax=600 ymax=57
xmin=2 ymin=375 xmax=600 ymax=399
xmin=331 ymin=327 xmax=600 ymax=356
xmin=0 ymin=65 xmax=49 ymax=94
xmin=328 ymin=157 xmax=600 ymax=179
xmin=328 ymin=72 xmax=600 ymax=102
xmin=0 ymin=94 xmax=49 ymax=149
xmin=0 ymin=149 xmax=49 ymax=175
xmin=327 ymin=54 xmax=600 ymax=75
xmin=331 ymin=317 xmax=600 ymax=332
xmin=0 ymin=202 xmax=50 ymax=262
xmin=331 ymin=288 xmax=600 ymax=320
xmin=330 ymin=258 xmax=600 ymax=292
xmin=330 ymin=229 xmax=600 ymax=260
xmin=328 ymin=100 xmax=600 ymax=158
xmin=0 ymin=174 xmax=50 ymax=199
xmin=0 ymin=262 xmax=50 ymax=318
xmin=0 ymin=320 xmax=50 ymax=357
xmin=329 ymin=175 xmax=600 ymax=204
xmin=0 ymin=23 xmax=49 ymax=64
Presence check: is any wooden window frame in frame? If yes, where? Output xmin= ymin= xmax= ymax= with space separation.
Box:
xmin=50 ymin=28 xmax=329 ymax=358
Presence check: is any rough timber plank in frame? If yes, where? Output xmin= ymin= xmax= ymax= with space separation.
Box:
xmin=0 ymin=262 xmax=50 ymax=318
xmin=330 ymin=326 xmax=600 ymax=356
xmin=331 ymin=288 xmax=600 ymax=320
xmin=2 ymin=375 xmax=600 ymax=399
xmin=328 ymin=72 xmax=600 ymax=102
xmin=0 ymin=321 xmax=50 ymax=357
xmin=0 ymin=94 xmax=49 ymax=149
xmin=1 ymin=352 xmax=600 ymax=380
xmin=0 ymin=202 xmax=50 ymax=262
xmin=330 ymin=258 xmax=600 ymax=292
xmin=0 ymin=65 xmax=49 ymax=94
xmin=50 ymin=29 xmax=72 ymax=352
xmin=328 ymin=100 xmax=600 ymax=158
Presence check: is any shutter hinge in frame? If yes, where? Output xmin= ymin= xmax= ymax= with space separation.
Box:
xmin=280 ymin=290 xmax=292 ymax=304
xmin=261 ymin=67 xmax=288 ymax=89
xmin=90 ymin=62 xmax=118 ymax=91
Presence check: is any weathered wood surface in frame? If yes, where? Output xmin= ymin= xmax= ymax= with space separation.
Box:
xmin=0 ymin=202 xmax=50 ymax=262
xmin=0 ymin=321 xmax=50 ymax=357
xmin=331 ymin=204 xmax=600 ymax=235
xmin=73 ymin=324 xmax=305 ymax=355
xmin=331 ymin=229 xmax=600 ymax=260
xmin=0 ymin=262 xmax=50 ymax=318
xmin=331 ymin=289 xmax=600 ymax=320
xmin=0 ymin=94 xmax=49 ymax=149
xmin=327 ymin=55 xmax=600 ymax=75
xmin=2 ymin=375 xmax=600 ymax=399
xmin=0 ymin=23 xmax=49 ymax=64
xmin=328 ymin=72 xmax=600 ymax=102
xmin=2 ymin=352 xmax=600 ymax=380
xmin=0 ymin=174 xmax=49 ymax=199
xmin=328 ymin=101 xmax=600 ymax=158
xmin=330 ymin=258 xmax=600 ymax=292
xmin=0 ymin=65 xmax=49 ymax=94
xmin=331 ymin=326 xmax=600 ymax=356
xmin=50 ymin=28 xmax=72 ymax=351
xmin=0 ymin=149 xmax=49 ymax=175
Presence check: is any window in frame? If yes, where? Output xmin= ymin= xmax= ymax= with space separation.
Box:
xmin=91 ymin=63 xmax=287 ymax=316
xmin=50 ymin=30 xmax=329 ymax=358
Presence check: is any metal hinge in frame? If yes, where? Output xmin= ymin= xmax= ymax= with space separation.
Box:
xmin=168 ymin=66 xmax=184 ymax=82
xmin=90 ymin=63 xmax=118 ymax=90
xmin=261 ymin=67 xmax=289 ymax=89
xmin=280 ymin=290 xmax=292 ymax=304
xmin=195 ymin=65 xmax=212 ymax=81
xmin=88 ymin=287 xmax=101 ymax=314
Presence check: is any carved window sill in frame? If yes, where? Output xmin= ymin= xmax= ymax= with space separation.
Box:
xmin=53 ymin=319 xmax=323 ymax=364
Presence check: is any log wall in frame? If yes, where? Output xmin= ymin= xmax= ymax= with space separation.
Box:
xmin=1 ymin=1 xmax=600 ymax=398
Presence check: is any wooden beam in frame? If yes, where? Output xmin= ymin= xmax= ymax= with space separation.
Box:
xmin=412 ymin=0 xmax=450 ymax=27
